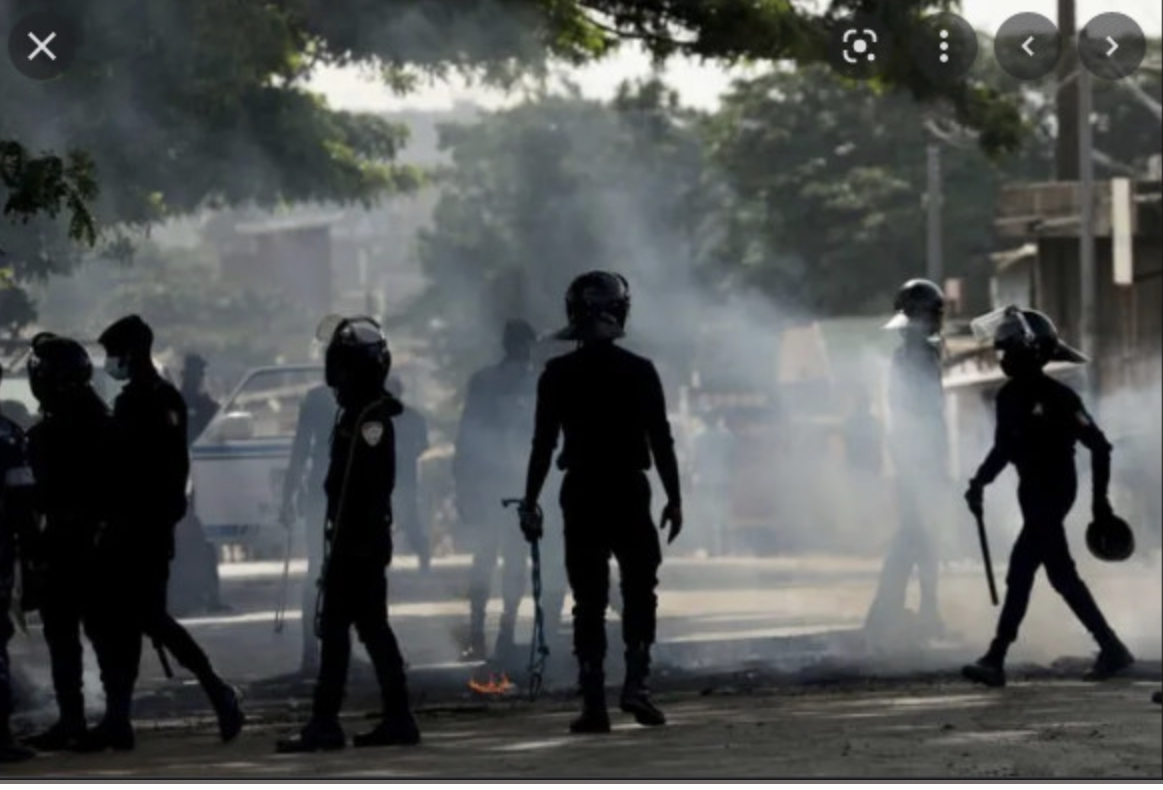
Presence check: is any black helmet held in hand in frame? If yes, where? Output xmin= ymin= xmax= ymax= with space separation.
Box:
xmin=319 ymin=315 xmax=392 ymax=392
xmin=884 ymin=278 xmax=945 ymax=334
xmin=557 ymin=271 xmax=631 ymax=342
xmin=1086 ymin=512 xmax=1135 ymax=562
xmin=28 ymin=333 xmax=94 ymax=407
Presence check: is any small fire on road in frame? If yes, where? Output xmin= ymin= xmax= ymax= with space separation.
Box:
xmin=468 ymin=672 xmax=515 ymax=696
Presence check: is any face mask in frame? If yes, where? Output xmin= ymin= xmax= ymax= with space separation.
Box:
xmin=104 ymin=356 xmax=130 ymax=381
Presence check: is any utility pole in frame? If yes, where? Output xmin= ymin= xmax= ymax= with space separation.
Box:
xmin=1078 ymin=66 xmax=1099 ymax=405
xmin=1056 ymin=0 xmax=1079 ymax=179
xmin=926 ymin=144 xmax=943 ymax=286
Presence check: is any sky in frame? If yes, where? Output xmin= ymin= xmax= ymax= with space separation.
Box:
xmin=309 ymin=0 xmax=1163 ymax=112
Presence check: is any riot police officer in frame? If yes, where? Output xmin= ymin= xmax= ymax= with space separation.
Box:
xmin=962 ymin=306 xmax=1134 ymax=687
xmin=0 ymin=372 xmax=37 ymax=762
xmin=277 ymin=316 xmax=420 ymax=753
xmin=455 ymin=319 xmax=538 ymax=661
xmin=23 ymin=335 xmax=115 ymax=750
xmin=521 ymin=271 xmax=682 ymax=734
xmin=386 ymin=377 xmax=431 ymax=573
xmin=865 ymin=279 xmax=949 ymax=640
xmin=281 ymin=382 xmax=338 ymax=676
xmin=87 ymin=315 xmax=243 ymax=751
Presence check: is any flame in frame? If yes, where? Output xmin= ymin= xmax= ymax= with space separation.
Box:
xmin=468 ymin=671 xmax=515 ymax=695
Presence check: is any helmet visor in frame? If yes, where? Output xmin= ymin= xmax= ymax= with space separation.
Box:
xmin=882 ymin=311 xmax=910 ymax=331
xmin=971 ymin=306 xmax=1030 ymax=346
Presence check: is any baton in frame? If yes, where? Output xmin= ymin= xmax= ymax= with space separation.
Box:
xmin=273 ymin=522 xmax=293 ymax=634
xmin=973 ymin=510 xmax=999 ymax=606
xmin=502 ymin=498 xmax=550 ymax=701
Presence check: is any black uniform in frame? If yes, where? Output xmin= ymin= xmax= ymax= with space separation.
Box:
xmin=0 ymin=415 xmax=37 ymax=760
xmin=25 ymin=388 xmax=115 ymax=746
xmin=283 ymin=384 xmax=338 ymax=673
xmin=393 ymin=404 xmax=430 ymax=570
xmin=866 ymin=336 xmax=948 ymax=635
xmin=455 ymin=358 xmax=536 ymax=657
xmin=312 ymin=392 xmax=410 ymax=727
xmin=970 ymin=373 xmax=1122 ymax=658
xmin=101 ymin=370 xmax=239 ymax=740
xmin=528 ymin=342 xmax=681 ymax=669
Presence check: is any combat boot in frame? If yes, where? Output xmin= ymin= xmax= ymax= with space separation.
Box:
xmin=354 ymin=682 xmax=420 ymax=748
xmin=569 ymin=662 xmax=610 ymax=735
xmin=1084 ymin=639 xmax=1134 ymax=681
xmin=620 ymin=647 xmax=666 ymax=727
xmin=961 ymin=644 xmax=1006 ymax=688
xmin=25 ymin=714 xmax=87 ymax=752
xmin=211 ymin=683 xmax=245 ymax=742
xmin=72 ymin=717 xmax=135 ymax=752
xmin=275 ymin=718 xmax=345 ymax=753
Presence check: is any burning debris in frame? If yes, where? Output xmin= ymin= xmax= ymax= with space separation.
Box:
xmin=468 ymin=672 xmax=515 ymax=696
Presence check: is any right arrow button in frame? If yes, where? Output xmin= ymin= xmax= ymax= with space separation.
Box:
xmin=1080 ymin=13 xmax=1146 ymax=80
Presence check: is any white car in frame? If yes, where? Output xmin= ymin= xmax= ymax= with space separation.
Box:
xmin=190 ymin=365 xmax=324 ymax=560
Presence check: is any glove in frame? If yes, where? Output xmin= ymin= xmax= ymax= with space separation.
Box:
xmin=964 ymin=481 xmax=984 ymax=517
xmin=517 ymin=501 xmax=544 ymax=543
xmin=1092 ymin=496 xmax=1114 ymax=522
xmin=660 ymin=501 xmax=683 ymax=544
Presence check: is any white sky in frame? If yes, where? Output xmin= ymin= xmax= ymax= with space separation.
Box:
xmin=310 ymin=0 xmax=1162 ymax=111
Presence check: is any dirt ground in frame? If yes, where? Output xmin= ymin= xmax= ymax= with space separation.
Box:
xmin=5 ymin=676 xmax=1161 ymax=780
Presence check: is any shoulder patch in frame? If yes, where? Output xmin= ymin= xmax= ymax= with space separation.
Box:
xmin=361 ymin=421 xmax=385 ymax=447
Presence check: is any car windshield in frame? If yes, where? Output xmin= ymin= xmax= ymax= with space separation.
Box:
xmin=200 ymin=367 xmax=323 ymax=444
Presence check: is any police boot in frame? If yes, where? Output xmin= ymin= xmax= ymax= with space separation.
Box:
xmin=25 ymin=715 xmax=87 ymax=752
xmin=354 ymin=681 xmax=420 ymax=748
xmin=961 ymin=642 xmax=1007 ymax=688
xmin=569 ymin=662 xmax=610 ymax=735
xmin=276 ymin=718 xmax=346 ymax=753
xmin=210 ymin=683 xmax=245 ymax=742
xmin=620 ymin=647 xmax=666 ymax=727
xmin=72 ymin=717 xmax=135 ymax=753
xmin=1084 ymin=639 xmax=1134 ymax=681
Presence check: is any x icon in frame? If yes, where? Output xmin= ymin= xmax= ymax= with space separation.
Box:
xmin=27 ymin=31 xmax=57 ymax=61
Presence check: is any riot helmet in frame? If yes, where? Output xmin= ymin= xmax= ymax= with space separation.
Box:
xmin=28 ymin=333 xmax=94 ymax=408
xmin=1086 ymin=513 xmax=1134 ymax=562
xmin=318 ymin=315 xmax=392 ymax=395
xmin=883 ymin=279 xmax=945 ymax=336
xmin=556 ymin=271 xmax=631 ymax=342
xmin=971 ymin=305 xmax=1086 ymax=378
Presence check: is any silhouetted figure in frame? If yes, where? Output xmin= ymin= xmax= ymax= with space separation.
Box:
xmin=0 ymin=377 xmax=37 ymax=763
xmin=82 ymin=315 xmax=242 ymax=752
xmin=386 ymin=377 xmax=431 ymax=572
xmin=865 ymin=279 xmax=949 ymax=640
xmin=522 ymin=271 xmax=683 ymax=734
xmin=281 ymin=383 xmax=337 ymax=676
xmin=180 ymin=354 xmax=219 ymax=447
xmin=23 ymin=335 xmax=116 ymax=751
xmin=962 ymin=307 xmax=1133 ymax=688
xmin=454 ymin=320 xmax=538 ymax=662
xmin=277 ymin=317 xmax=419 ymax=753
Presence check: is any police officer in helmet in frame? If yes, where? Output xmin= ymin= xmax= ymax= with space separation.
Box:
xmin=962 ymin=306 xmax=1134 ymax=687
xmin=0 ymin=364 xmax=37 ymax=762
xmin=521 ymin=271 xmax=682 ymax=734
xmin=277 ymin=316 xmax=420 ymax=753
xmin=865 ymin=279 xmax=949 ymax=640
xmin=87 ymin=315 xmax=243 ymax=751
xmin=22 ymin=335 xmax=116 ymax=751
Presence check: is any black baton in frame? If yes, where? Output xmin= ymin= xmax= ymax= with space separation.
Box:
xmin=973 ymin=511 xmax=999 ymax=606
